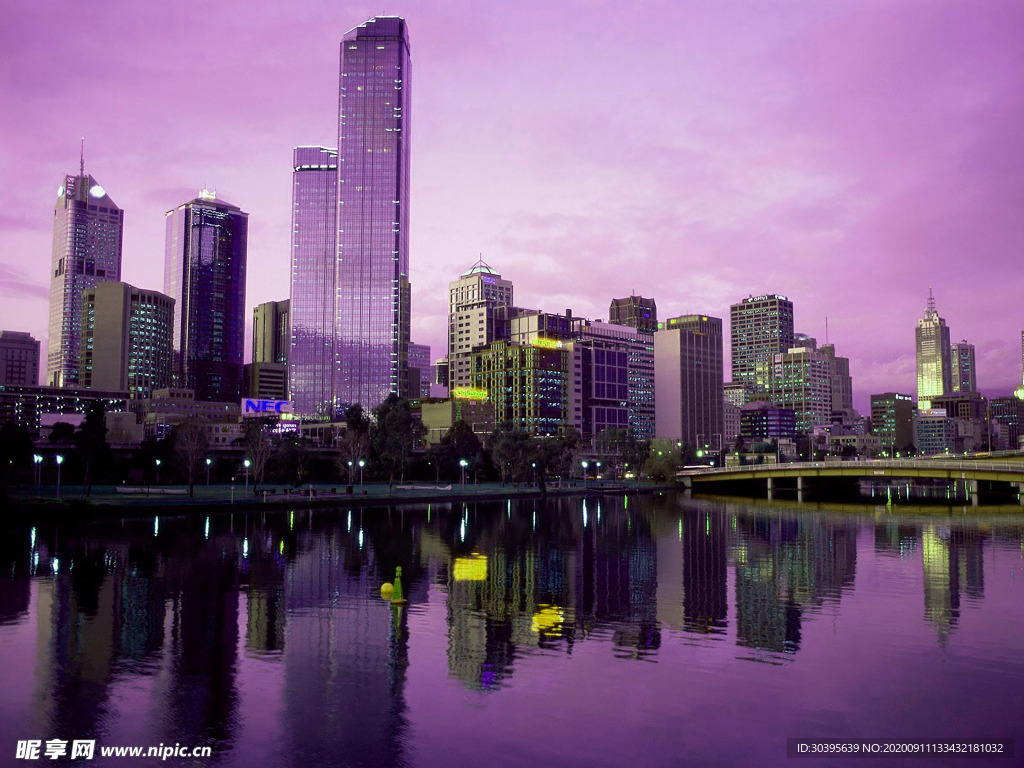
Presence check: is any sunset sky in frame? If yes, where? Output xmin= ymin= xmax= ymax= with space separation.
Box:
xmin=2 ymin=0 xmax=1022 ymax=411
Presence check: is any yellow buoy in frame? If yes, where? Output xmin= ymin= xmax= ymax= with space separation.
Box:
xmin=380 ymin=582 xmax=394 ymax=600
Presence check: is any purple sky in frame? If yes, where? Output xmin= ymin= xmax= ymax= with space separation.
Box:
xmin=2 ymin=0 xmax=1023 ymax=412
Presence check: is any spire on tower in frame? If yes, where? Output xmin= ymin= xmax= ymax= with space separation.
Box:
xmin=80 ymin=137 xmax=85 ymax=177
xmin=926 ymin=287 xmax=936 ymax=315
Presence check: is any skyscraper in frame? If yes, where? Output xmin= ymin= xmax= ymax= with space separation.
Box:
xmin=80 ymin=282 xmax=174 ymax=399
xmin=335 ymin=16 xmax=412 ymax=411
xmin=609 ymin=295 xmax=658 ymax=334
xmin=448 ymin=259 xmax=513 ymax=391
xmin=0 ymin=331 xmax=40 ymax=387
xmin=730 ymin=294 xmax=794 ymax=393
xmin=950 ymin=340 xmax=976 ymax=393
xmin=915 ymin=289 xmax=951 ymax=409
xmin=47 ymin=161 xmax=123 ymax=387
xmin=288 ymin=147 xmax=339 ymax=417
xmin=164 ymin=191 xmax=248 ymax=402
xmin=248 ymin=299 xmax=290 ymax=402
xmin=654 ymin=314 xmax=724 ymax=449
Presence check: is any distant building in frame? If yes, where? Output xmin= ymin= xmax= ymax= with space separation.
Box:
xmin=469 ymin=340 xmax=568 ymax=436
xmin=509 ymin=309 xmax=574 ymax=345
xmin=931 ymin=392 xmax=989 ymax=453
xmin=820 ymin=343 xmax=853 ymax=411
xmin=990 ymin=396 xmax=1024 ymax=449
xmin=47 ymin=164 xmax=124 ymax=387
xmin=914 ymin=410 xmax=956 ymax=456
xmin=418 ymin=395 xmax=495 ymax=444
xmin=870 ymin=392 xmax=916 ymax=455
xmin=80 ymin=282 xmax=174 ymax=399
xmin=723 ymin=382 xmax=751 ymax=408
xmin=253 ymin=300 xmax=289 ymax=366
xmin=165 ymin=191 xmax=248 ymax=402
xmin=915 ymin=290 xmax=951 ymax=409
xmin=565 ymin=336 xmax=630 ymax=445
xmin=654 ymin=314 xmax=724 ymax=449
xmin=609 ymin=295 xmax=657 ymax=334
xmin=722 ymin=401 xmax=741 ymax=446
xmin=0 ymin=331 xmax=40 ymax=387
xmin=771 ymin=345 xmax=832 ymax=434
xmin=448 ymin=259 xmax=514 ymax=390
xmin=739 ymin=402 xmax=796 ymax=441
xmin=408 ymin=342 xmax=432 ymax=399
xmin=129 ymin=388 xmax=240 ymax=440
xmin=0 ymin=384 xmax=129 ymax=435
xmin=730 ymin=294 xmax=794 ymax=393
xmin=950 ymin=340 xmax=976 ymax=393
xmin=244 ymin=363 xmax=288 ymax=402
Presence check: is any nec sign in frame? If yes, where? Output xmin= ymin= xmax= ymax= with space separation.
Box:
xmin=242 ymin=399 xmax=293 ymax=416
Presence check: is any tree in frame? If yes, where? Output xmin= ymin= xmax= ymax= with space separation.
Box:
xmin=371 ymin=395 xmax=425 ymax=490
xmin=0 ymin=422 xmax=34 ymax=495
xmin=336 ymin=404 xmax=371 ymax=485
xmin=76 ymin=401 xmax=110 ymax=496
xmin=244 ymin=419 xmax=276 ymax=494
xmin=173 ymin=419 xmax=209 ymax=497
xmin=643 ymin=438 xmax=684 ymax=482
xmin=49 ymin=421 xmax=77 ymax=444
xmin=489 ymin=425 xmax=532 ymax=485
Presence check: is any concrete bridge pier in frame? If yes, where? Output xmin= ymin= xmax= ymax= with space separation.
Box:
xmin=767 ymin=477 xmax=773 ymax=501
xmin=797 ymin=476 xmax=804 ymax=504
xmin=968 ymin=479 xmax=979 ymax=507
xmin=1019 ymin=483 xmax=1024 ymax=505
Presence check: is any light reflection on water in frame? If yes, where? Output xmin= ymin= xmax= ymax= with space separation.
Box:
xmin=0 ymin=495 xmax=1022 ymax=767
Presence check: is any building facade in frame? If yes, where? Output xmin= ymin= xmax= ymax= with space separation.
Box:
xmin=0 ymin=384 xmax=129 ymax=436
xmin=730 ymin=294 xmax=794 ymax=393
xmin=80 ymin=281 xmax=174 ymax=399
xmin=335 ymin=16 xmax=412 ymax=410
xmin=950 ymin=340 xmax=976 ymax=394
xmin=0 ymin=331 xmax=40 ymax=387
xmin=254 ymin=300 xmax=290 ymax=366
xmin=164 ymin=191 xmax=248 ymax=403
xmin=915 ymin=290 xmax=951 ymax=409
xmin=289 ymin=146 xmax=339 ymax=419
xmin=468 ymin=341 xmax=568 ymax=436
xmin=609 ymin=295 xmax=658 ymax=334
xmin=407 ymin=342 xmax=431 ymax=398
xmin=820 ymin=343 xmax=853 ymax=412
xmin=447 ymin=260 xmax=514 ymax=390
xmin=47 ymin=168 xmax=123 ymax=387
xmin=654 ymin=314 xmax=724 ymax=449
xmin=771 ymin=345 xmax=832 ymax=434
xmin=870 ymin=392 xmax=916 ymax=455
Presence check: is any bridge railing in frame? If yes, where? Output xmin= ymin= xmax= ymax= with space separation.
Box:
xmin=678 ymin=459 xmax=1024 ymax=477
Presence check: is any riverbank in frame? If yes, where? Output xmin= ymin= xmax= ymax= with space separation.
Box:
xmin=2 ymin=480 xmax=676 ymax=520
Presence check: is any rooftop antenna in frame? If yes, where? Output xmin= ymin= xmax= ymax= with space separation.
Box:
xmin=825 ymin=316 xmax=829 ymax=345
xmin=79 ymin=137 xmax=85 ymax=177
xmin=927 ymin=287 xmax=936 ymax=314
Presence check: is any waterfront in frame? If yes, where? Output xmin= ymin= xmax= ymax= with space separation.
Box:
xmin=1 ymin=494 xmax=1022 ymax=767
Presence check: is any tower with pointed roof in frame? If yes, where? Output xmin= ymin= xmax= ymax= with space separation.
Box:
xmin=447 ymin=257 xmax=514 ymax=391
xmin=915 ymin=289 xmax=951 ymax=409
xmin=46 ymin=147 xmax=124 ymax=387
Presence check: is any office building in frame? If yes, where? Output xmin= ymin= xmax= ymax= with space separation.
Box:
xmin=730 ymin=294 xmax=794 ymax=392
xmin=80 ymin=282 xmax=174 ymax=399
xmin=739 ymin=402 xmax=796 ymax=441
xmin=244 ymin=363 xmax=288 ymax=402
xmin=0 ymin=384 xmax=128 ymax=436
xmin=654 ymin=314 xmax=724 ymax=449
xmin=990 ymin=396 xmax=1024 ymax=450
xmin=468 ymin=341 xmax=568 ymax=436
xmin=254 ymin=300 xmax=290 ymax=366
xmin=47 ymin=162 xmax=123 ymax=387
xmin=950 ymin=340 xmax=976 ymax=393
xmin=771 ymin=345 xmax=832 ymax=434
xmin=0 ymin=331 xmax=40 ymax=387
xmin=609 ymin=295 xmax=657 ymax=334
xmin=448 ymin=259 xmax=515 ymax=389
xmin=335 ymin=16 xmax=413 ymax=410
xmin=164 ymin=190 xmax=248 ymax=402
xmin=870 ymin=393 xmax=916 ymax=456
xmin=408 ymin=342 xmax=431 ymax=398
xmin=289 ymin=146 xmax=338 ymax=419
xmin=914 ymin=410 xmax=956 ymax=456
xmin=915 ymin=289 xmax=951 ymax=409
xmin=820 ymin=343 xmax=853 ymax=411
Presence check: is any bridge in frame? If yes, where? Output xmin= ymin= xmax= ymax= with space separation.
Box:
xmin=677 ymin=458 xmax=1024 ymax=506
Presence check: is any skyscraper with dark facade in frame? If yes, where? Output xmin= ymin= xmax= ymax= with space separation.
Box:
xmin=289 ymin=147 xmax=338 ymax=418
xmin=335 ymin=16 xmax=412 ymax=411
xmin=609 ymin=296 xmax=657 ymax=334
xmin=0 ymin=331 xmax=40 ymax=387
xmin=950 ymin=340 xmax=976 ymax=394
xmin=164 ymin=191 xmax=248 ymax=402
xmin=47 ymin=165 xmax=123 ymax=387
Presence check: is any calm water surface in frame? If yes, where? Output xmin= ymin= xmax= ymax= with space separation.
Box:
xmin=1 ymin=494 xmax=1023 ymax=767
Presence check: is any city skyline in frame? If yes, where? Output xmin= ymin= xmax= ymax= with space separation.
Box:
xmin=2 ymin=1 xmax=1024 ymax=411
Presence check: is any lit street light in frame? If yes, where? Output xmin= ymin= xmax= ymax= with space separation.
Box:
xmin=33 ymin=454 xmax=42 ymax=490
xmin=581 ymin=460 xmax=589 ymax=488
xmin=206 ymin=457 xmax=212 ymax=485
xmin=358 ymin=459 xmax=365 ymax=491
xmin=155 ymin=458 xmax=162 ymax=485
xmin=459 ymin=458 xmax=468 ymax=486
xmin=55 ymin=454 xmax=64 ymax=499
xmin=244 ymin=459 xmax=251 ymax=493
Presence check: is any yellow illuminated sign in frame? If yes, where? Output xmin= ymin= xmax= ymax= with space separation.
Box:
xmin=452 ymin=387 xmax=489 ymax=400
xmin=531 ymin=338 xmax=562 ymax=349
xmin=453 ymin=554 xmax=487 ymax=581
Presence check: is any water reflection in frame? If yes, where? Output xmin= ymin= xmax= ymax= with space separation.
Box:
xmin=1 ymin=496 xmax=1022 ymax=767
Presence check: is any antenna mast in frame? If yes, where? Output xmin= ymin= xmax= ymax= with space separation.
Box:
xmin=80 ymin=137 xmax=85 ymax=177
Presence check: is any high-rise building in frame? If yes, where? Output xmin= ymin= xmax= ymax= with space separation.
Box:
xmin=47 ymin=162 xmax=123 ymax=387
xmin=164 ymin=191 xmax=248 ymax=403
xmin=771 ymin=344 xmax=832 ymax=434
xmin=288 ymin=146 xmax=338 ymax=419
xmin=609 ymin=295 xmax=657 ymax=334
xmin=469 ymin=340 xmax=568 ymax=436
xmin=990 ymin=396 xmax=1024 ymax=450
xmin=448 ymin=259 xmax=513 ymax=390
xmin=407 ymin=342 xmax=431 ymax=398
xmin=950 ymin=340 xmax=976 ymax=394
xmin=80 ymin=282 xmax=174 ymax=399
xmin=253 ymin=300 xmax=290 ymax=365
xmin=730 ymin=294 xmax=794 ymax=392
xmin=820 ymin=343 xmax=853 ymax=411
xmin=335 ymin=16 xmax=412 ymax=411
xmin=870 ymin=392 xmax=916 ymax=455
xmin=915 ymin=289 xmax=951 ymax=409
xmin=0 ymin=331 xmax=40 ymax=387
xmin=654 ymin=314 xmax=724 ymax=449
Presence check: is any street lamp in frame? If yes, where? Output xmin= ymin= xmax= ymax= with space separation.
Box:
xmin=33 ymin=454 xmax=42 ymax=490
xmin=581 ymin=460 xmax=589 ymax=488
xmin=531 ymin=462 xmax=537 ymax=486
xmin=595 ymin=461 xmax=602 ymax=480
xmin=459 ymin=458 xmax=468 ymax=486
xmin=206 ymin=457 xmax=212 ymax=485
xmin=243 ymin=459 xmax=251 ymax=492
xmin=358 ymin=459 xmax=365 ymax=491
xmin=155 ymin=458 xmax=162 ymax=485
xmin=55 ymin=454 xmax=64 ymax=499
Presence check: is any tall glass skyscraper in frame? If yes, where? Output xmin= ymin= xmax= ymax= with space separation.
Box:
xmin=164 ymin=191 xmax=248 ymax=402
xmin=915 ymin=289 xmax=951 ymax=410
xmin=47 ymin=167 xmax=123 ymax=387
xmin=289 ymin=147 xmax=338 ymax=418
xmin=335 ymin=16 xmax=412 ymax=411
xmin=729 ymin=294 xmax=794 ymax=395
